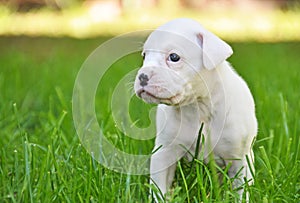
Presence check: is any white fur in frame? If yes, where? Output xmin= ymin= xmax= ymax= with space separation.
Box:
xmin=134 ymin=18 xmax=257 ymax=202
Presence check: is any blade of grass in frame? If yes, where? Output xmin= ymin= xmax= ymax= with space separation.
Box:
xmin=194 ymin=159 xmax=211 ymax=202
xmin=13 ymin=103 xmax=34 ymax=202
xmin=279 ymin=93 xmax=289 ymax=138
xmin=178 ymin=161 xmax=190 ymax=203
xmin=194 ymin=123 xmax=204 ymax=160
xmin=259 ymin=146 xmax=274 ymax=188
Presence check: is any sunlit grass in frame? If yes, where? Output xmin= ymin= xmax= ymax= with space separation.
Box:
xmin=0 ymin=4 xmax=300 ymax=41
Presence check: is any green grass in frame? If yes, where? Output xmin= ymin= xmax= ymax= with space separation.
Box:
xmin=0 ymin=36 xmax=299 ymax=202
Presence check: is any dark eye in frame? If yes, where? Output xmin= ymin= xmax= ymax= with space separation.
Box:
xmin=168 ymin=53 xmax=180 ymax=62
xmin=142 ymin=52 xmax=146 ymax=60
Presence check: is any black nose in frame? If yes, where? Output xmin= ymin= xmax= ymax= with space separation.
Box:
xmin=138 ymin=73 xmax=149 ymax=87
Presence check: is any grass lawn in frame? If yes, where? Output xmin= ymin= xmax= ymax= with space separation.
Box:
xmin=0 ymin=36 xmax=299 ymax=202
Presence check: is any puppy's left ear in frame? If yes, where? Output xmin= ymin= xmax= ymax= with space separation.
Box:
xmin=197 ymin=31 xmax=233 ymax=70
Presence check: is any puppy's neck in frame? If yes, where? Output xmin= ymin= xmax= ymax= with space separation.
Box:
xmin=194 ymin=61 xmax=232 ymax=122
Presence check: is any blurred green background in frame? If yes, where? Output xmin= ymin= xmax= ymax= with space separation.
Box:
xmin=0 ymin=0 xmax=300 ymax=41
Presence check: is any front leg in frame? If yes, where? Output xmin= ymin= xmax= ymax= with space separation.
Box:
xmin=150 ymin=149 xmax=177 ymax=201
xmin=149 ymin=104 xmax=202 ymax=201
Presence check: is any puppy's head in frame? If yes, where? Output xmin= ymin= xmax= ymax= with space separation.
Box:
xmin=134 ymin=18 xmax=233 ymax=106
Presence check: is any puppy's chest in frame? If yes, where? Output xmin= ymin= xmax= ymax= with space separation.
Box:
xmin=197 ymin=99 xmax=213 ymax=123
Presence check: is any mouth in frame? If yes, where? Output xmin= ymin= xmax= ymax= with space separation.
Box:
xmin=137 ymin=89 xmax=155 ymax=98
xmin=136 ymin=89 xmax=181 ymax=105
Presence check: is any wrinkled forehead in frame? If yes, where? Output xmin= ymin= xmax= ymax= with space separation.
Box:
xmin=143 ymin=29 xmax=201 ymax=53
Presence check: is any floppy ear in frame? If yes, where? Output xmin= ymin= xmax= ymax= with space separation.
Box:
xmin=197 ymin=31 xmax=233 ymax=70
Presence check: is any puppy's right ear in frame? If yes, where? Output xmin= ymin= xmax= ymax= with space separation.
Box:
xmin=197 ymin=31 xmax=233 ymax=70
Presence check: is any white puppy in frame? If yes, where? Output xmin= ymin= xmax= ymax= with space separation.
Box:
xmin=134 ymin=18 xmax=257 ymax=201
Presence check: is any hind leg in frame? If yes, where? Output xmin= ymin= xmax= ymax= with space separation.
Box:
xmin=228 ymin=151 xmax=254 ymax=202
